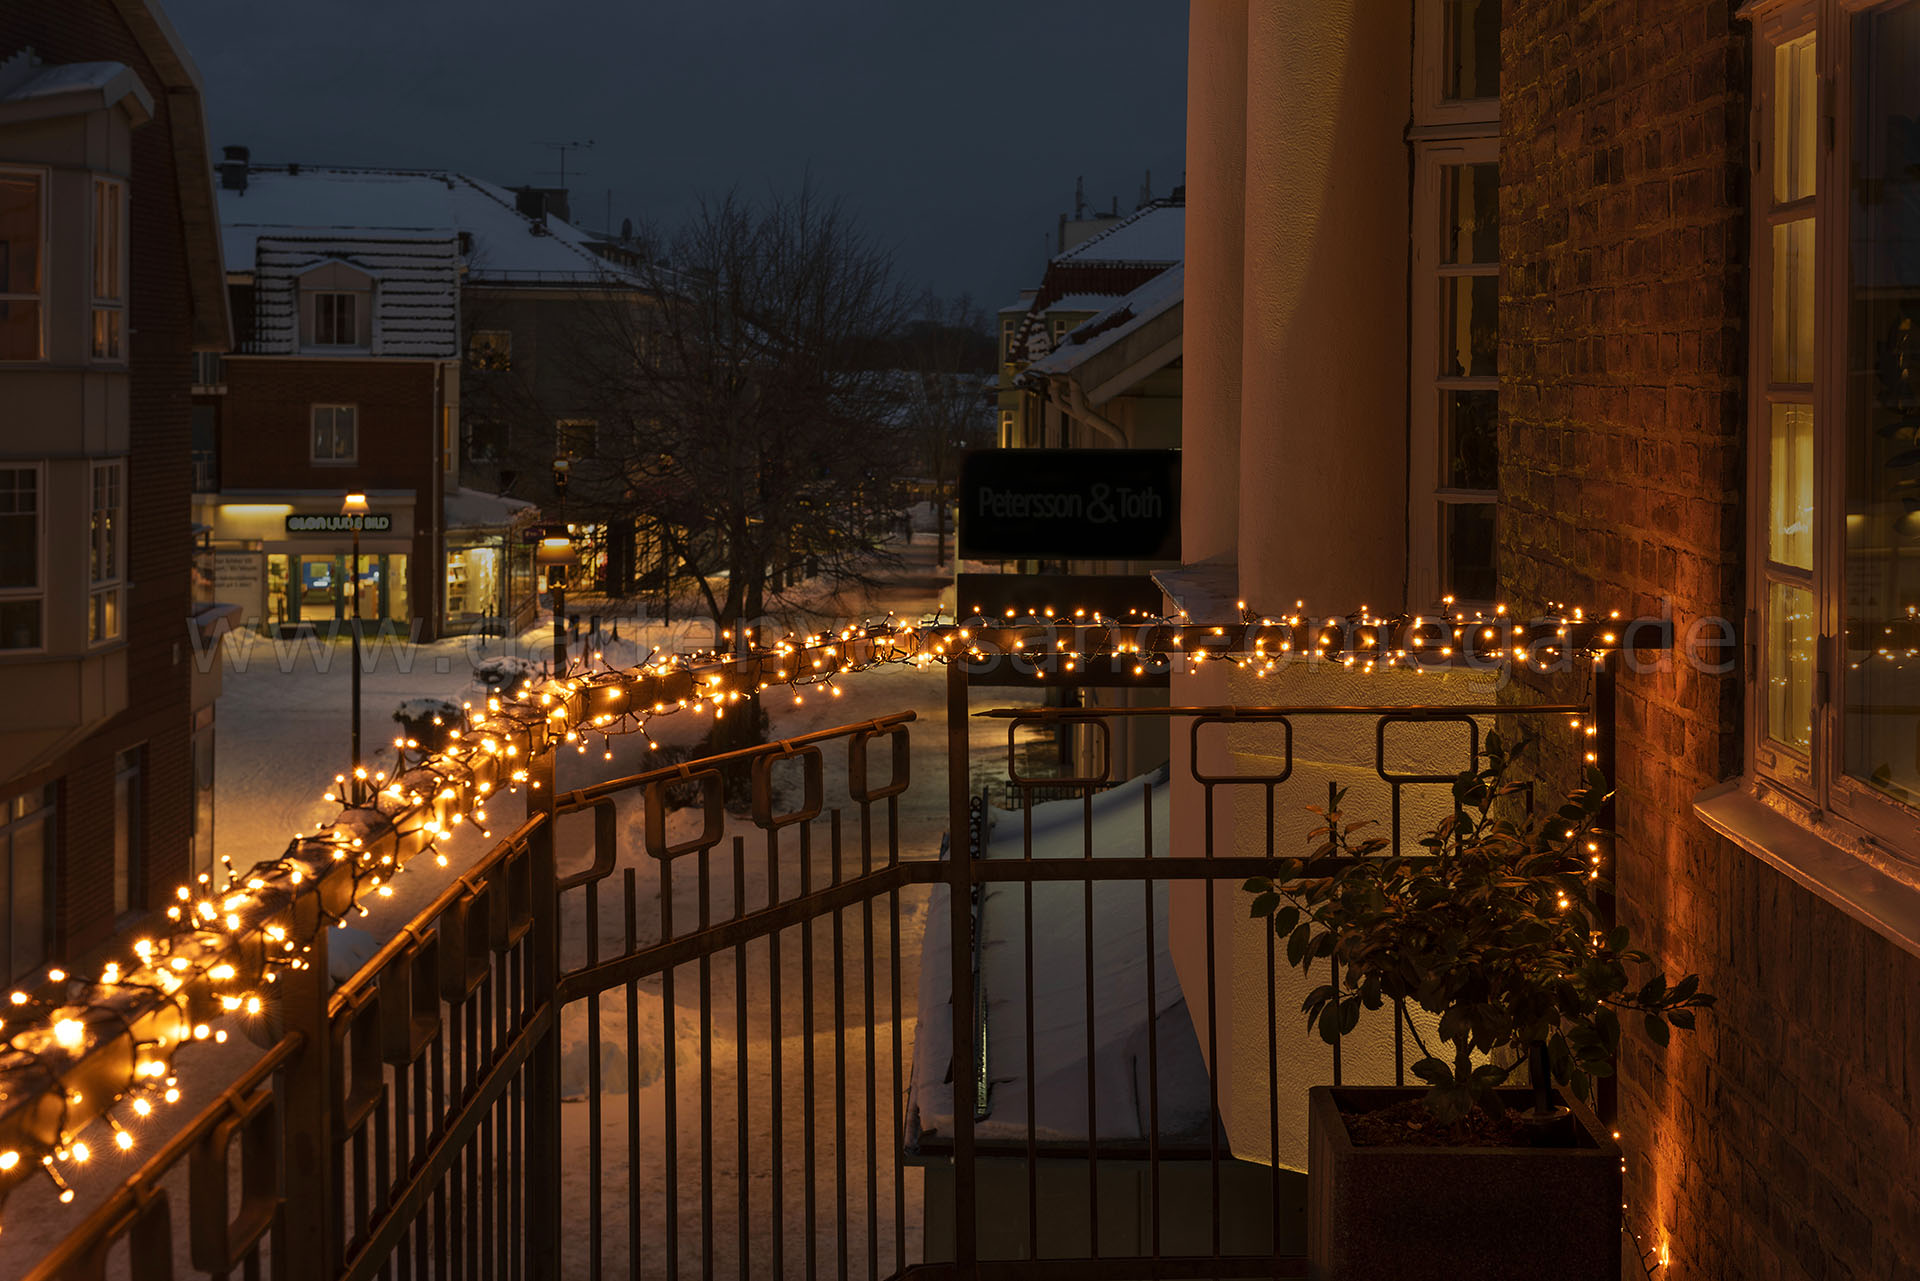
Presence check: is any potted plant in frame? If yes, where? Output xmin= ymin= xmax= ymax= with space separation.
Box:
xmin=1244 ymin=731 xmax=1712 ymax=1279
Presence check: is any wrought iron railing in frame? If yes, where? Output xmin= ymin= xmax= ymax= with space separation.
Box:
xmin=5 ymin=619 xmax=1639 ymax=1279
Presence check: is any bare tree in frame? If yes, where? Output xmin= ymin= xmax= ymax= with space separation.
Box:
xmin=563 ymin=185 xmax=915 ymax=758
xmin=892 ymin=294 xmax=995 ymax=566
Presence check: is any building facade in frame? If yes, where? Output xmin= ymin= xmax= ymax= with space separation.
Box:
xmin=0 ymin=0 xmax=229 ymax=982
xmin=1168 ymin=1 xmax=1920 ymax=1275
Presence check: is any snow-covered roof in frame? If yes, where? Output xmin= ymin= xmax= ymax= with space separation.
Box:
xmin=220 ymin=167 xmax=636 ymax=284
xmin=445 ymin=486 xmax=539 ymax=531
xmin=1053 ymin=200 xmax=1184 ymax=266
xmin=1041 ymin=294 xmax=1122 ymax=315
xmin=909 ymin=771 xmax=1215 ymax=1148
xmin=244 ymin=233 xmax=460 ymax=357
xmin=1025 ymin=265 xmax=1183 ymax=379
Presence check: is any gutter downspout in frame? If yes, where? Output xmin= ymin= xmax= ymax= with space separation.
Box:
xmin=1061 ymin=374 xmax=1128 ymax=449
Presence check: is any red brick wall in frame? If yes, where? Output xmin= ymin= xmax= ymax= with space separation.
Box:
xmin=219 ymin=356 xmax=444 ymax=635
xmin=1502 ymin=2 xmax=1920 ymax=1276
xmin=0 ymin=3 xmax=202 ymax=958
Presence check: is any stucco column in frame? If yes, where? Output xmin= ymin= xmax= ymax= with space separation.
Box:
xmin=1181 ymin=0 xmax=1248 ymax=565
xmin=1237 ymin=0 xmax=1410 ymax=613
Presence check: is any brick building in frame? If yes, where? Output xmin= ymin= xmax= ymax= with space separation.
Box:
xmin=1167 ymin=1 xmax=1920 ymax=1275
xmin=0 ymin=0 xmax=230 ymax=981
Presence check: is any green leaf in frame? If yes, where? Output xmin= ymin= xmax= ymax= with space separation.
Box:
xmin=1287 ymin=922 xmax=1313 ymax=967
xmin=1273 ymin=906 xmax=1300 ymax=936
xmin=1645 ymin=1014 xmax=1671 ymax=1047
xmin=1249 ymin=892 xmax=1279 ymax=919
xmin=1668 ymin=1009 xmax=1695 ymax=1031
xmin=1242 ymin=877 xmax=1272 ymax=893
xmin=1410 ymin=1057 xmax=1453 ymax=1087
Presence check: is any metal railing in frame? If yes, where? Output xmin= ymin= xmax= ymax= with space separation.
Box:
xmin=14 ymin=632 xmax=1625 ymax=1279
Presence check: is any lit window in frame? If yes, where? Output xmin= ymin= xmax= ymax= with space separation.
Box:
xmin=91 ymin=178 xmax=126 ymax=361
xmin=469 ymin=329 xmax=512 ymax=370
xmin=1748 ymin=0 xmax=1920 ymax=851
xmin=312 ymin=405 xmax=357 ymax=464
xmin=0 ymin=169 xmax=42 ymax=361
xmin=557 ymin=418 xmax=599 ymax=459
xmin=89 ymin=460 xmax=124 ymax=645
xmin=466 ymin=417 xmax=506 ymax=463
xmin=0 ymin=466 xmax=41 ymax=650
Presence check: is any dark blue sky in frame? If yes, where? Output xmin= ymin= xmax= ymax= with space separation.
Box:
xmin=164 ymin=0 xmax=1189 ymax=312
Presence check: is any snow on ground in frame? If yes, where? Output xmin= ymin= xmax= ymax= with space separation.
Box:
xmin=0 ymin=534 xmax=1036 ymax=1279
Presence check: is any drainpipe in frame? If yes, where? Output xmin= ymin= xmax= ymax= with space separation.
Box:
xmin=1061 ymin=375 xmax=1128 ymax=449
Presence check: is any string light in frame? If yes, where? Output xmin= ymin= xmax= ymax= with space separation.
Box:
xmin=0 ymin=599 xmax=1634 ymax=1218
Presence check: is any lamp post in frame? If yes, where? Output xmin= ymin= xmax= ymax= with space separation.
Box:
xmin=535 ymin=532 xmax=577 ymax=677
xmin=342 ymin=492 xmax=369 ymax=801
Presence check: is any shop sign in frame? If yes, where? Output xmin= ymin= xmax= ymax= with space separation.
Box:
xmin=286 ymin=513 xmax=393 ymax=534
xmin=957 ymin=449 xmax=1180 ymax=560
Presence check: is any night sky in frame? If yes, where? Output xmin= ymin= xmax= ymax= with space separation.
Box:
xmin=162 ymin=0 xmax=1190 ymax=312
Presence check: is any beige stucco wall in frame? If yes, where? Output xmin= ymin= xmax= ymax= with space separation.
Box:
xmin=1180 ymin=0 xmax=1246 ymax=565
xmin=1235 ymin=0 xmax=1410 ymax=610
xmin=1169 ymin=0 xmax=1424 ymax=1173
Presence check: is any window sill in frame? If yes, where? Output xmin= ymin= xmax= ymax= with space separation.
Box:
xmin=1693 ymin=779 xmax=1920 ymax=961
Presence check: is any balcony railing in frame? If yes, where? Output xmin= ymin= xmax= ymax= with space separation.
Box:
xmin=1 ymin=617 xmax=1643 ymax=1279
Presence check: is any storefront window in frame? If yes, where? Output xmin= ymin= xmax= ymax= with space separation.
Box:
xmin=446 ymin=537 xmax=505 ymax=624
xmin=267 ymin=551 xmax=408 ymax=631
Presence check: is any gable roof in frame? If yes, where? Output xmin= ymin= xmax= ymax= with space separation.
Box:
xmin=219 ymin=165 xmax=639 ymax=285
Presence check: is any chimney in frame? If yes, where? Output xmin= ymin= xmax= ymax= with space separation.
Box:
xmin=514 ymin=187 xmax=547 ymax=221
xmin=220 ymin=144 xmax=250 ymax=193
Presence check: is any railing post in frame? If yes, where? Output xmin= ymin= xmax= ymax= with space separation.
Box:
xmin=945 ymin=658 xmax=977 ymax=1271
xmin=524 ymin=733 xmax=562 ymax=1278
xmin=279 ymin=899 xmax=334 ymax=1281
xmin=1593 ymin=650 xmax=1619 ymax=1126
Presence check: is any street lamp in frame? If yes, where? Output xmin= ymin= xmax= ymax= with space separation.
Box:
xmin=342 ymin=492 xmax=369 ymax=801
xmin=535 ymin=531 xmax=577 ymax=676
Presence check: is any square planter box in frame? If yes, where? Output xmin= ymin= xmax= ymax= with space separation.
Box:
xmin=1307 ymin=1085 xmax=1620 ymax=1281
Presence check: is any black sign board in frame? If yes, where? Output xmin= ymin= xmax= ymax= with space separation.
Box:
xmin=520 ymin=523 xmax=569 ymax=545
xmin=957 ymin=449 xmax=1180 ymax=561
xmin=286 ymin=513 xmax=392 ymax=534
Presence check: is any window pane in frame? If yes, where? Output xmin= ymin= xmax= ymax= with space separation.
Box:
xmin=0 ymin=174 xmax=40 ymax=293
xmin=1445 ymin=390 xmax=1498 ymax=490
xmin=1767 ymin=581 xmax=1815 ymax=753
xmin=1444 ymin=502 xmax=1497 ymax=602
xmin=1843 ymin=0 xmax=1920 ymax=807
xmin=9 ymin=811 xmax=47 ymax=980
xmin=0 ymin=468 xmax=35 ymax=588
xmin=0 ymin=600 xmax=39 ymax=649
xmin=1442 ymin=0 xmax=1500 ymax=100
xmin=1774 ymin=34 xmax=1817 ymax=205
xmin=1443 ymin=275 xmax=1498 ymax=377
xmin=1772 ymin=218 xmax=1815 ymax=384
xmin=0 ymin=300 xmax=40 ymax=361
xmin=1770 ymin=404 xmax=1814 ymax=570
xmin=1442 ymin=164 xmax=1499 ymax=265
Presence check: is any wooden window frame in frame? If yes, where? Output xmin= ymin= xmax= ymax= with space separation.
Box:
xmin=0 ymin=165 xmax=47 ymax=363
xmin=1745 ymin=0 xmax=1920 ymax=864
xmin=90 ymin=177 xmax=126 ymax=363
xmin=310 ymin=404 xmax=358 ymax=466
xmin=88 ymin=459 xmax=125 ymax=646
xmin=0 ymin=462 xmax=46 ymax=653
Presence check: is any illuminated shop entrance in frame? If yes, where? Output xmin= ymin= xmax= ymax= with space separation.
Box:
xmin=265 ymin=552 xmax=409 ymax=631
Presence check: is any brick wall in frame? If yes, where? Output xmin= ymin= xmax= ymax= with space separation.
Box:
xmin=1502 ymin=1 xmax=1920 ymax=1276
xmin=220 ymin=355 xmax=444 ymax=635
xmin=0 ymin=2 xmax=201 ymax=956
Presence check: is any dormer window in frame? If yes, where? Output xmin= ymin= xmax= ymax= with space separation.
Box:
xmin=298 ymin=261 xmax=374 ymax=350
xmin=313 ymin=292 xmax=356 ymax=345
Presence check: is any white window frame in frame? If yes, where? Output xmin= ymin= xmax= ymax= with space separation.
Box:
xmin=90 ymin=177 xmax=126 ymax=363
xmin=1408 ymin=1 xmax=1501 ymax=609
xmin=311 ymin=404 xmax=358 ymax=465
xmin=1745 ymin=0 xmax=1920 ymax=862
xmin=0 ymin=462 xmax=45 ymax=653
xmin=311 ymin=291 xmax=359 ymax=347
xmin=88 ymin=459 xmax=125 ymax=646
xmin=0 ymin=164 xmax=47 ymax=364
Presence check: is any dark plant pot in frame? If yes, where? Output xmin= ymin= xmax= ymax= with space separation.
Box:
xmin=1307 ymin=1085 xmax=1620 ymax=1281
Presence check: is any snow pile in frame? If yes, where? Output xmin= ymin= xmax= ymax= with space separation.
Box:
xmin=909 ymin=769 xmax=1214 ymax=1148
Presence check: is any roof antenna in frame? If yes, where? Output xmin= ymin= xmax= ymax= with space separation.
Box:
xmin=1139 ymin=168 xmax=1152 ymax=209
xmin=534 ymin=139 xmax=594 ymax=188
xmin=1074 ymin=174 xmax=1086 ymax=220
